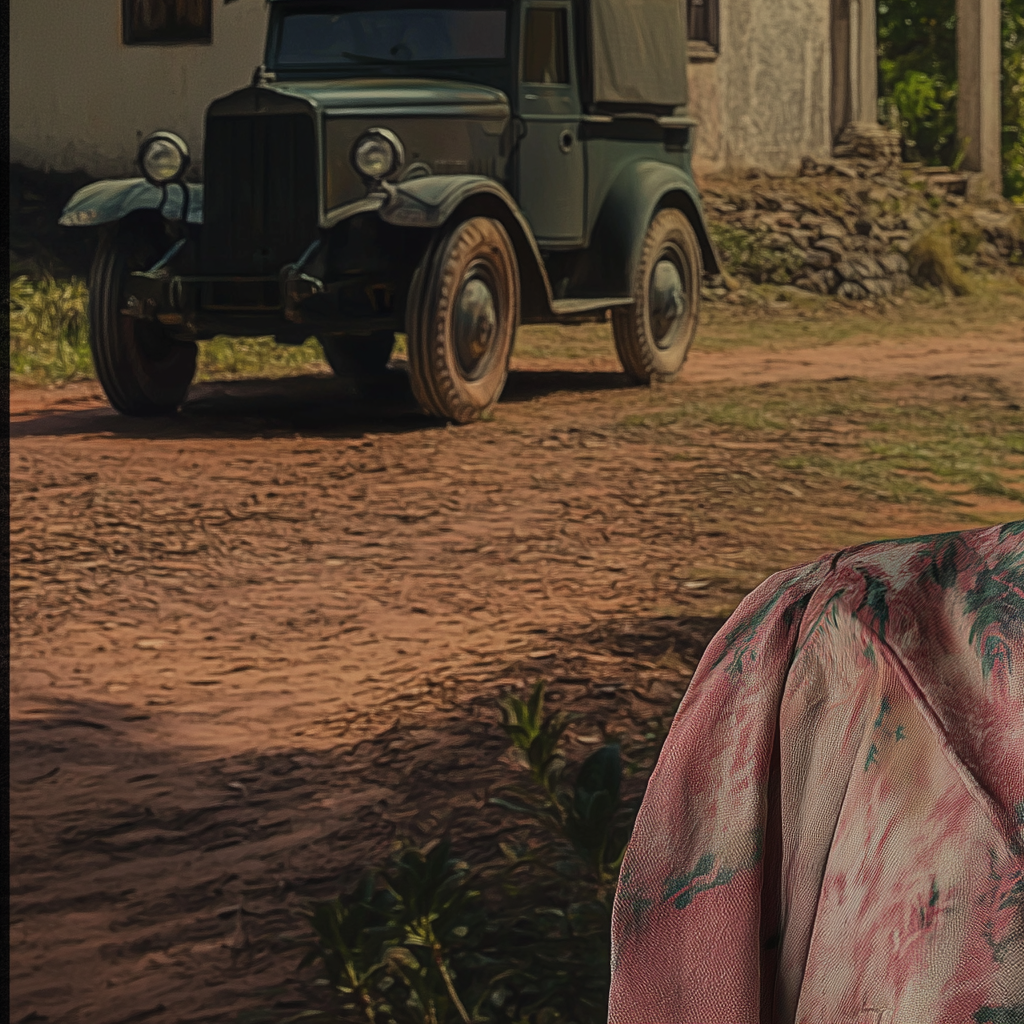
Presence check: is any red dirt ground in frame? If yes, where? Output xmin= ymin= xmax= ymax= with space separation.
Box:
xmin=10 ymin=325 xmax=1024 ymax=1023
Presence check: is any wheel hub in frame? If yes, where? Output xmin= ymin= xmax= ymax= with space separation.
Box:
xmin=649 ymin=257 xmax=686 ymax=348
xmin=453 ymin=273 xmax=497 ymax=379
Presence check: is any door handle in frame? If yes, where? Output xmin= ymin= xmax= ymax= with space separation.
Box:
xmin=559 ymin=129 xmax=575 ymax=153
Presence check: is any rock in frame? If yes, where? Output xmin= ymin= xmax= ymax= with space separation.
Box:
xmin=837 ymin=281 xmax=869 ymax=301
xmin=836 ymin=260 xmax=863 ymax=283
xmin=799 ymin=213 xmax=828 ymax=228
xmin=892 ymin=273 xmax=912 ymax=292
xmin=879 ymin=254 xmax=910 ymax=275
xmin=787 ymin=230 xmax=814 ymax=249
xmin=855 ymin=218 xmax=873 ymax=236
xmin=803 ymin=249 xmax=834 ymax=271
xmin=976 ymin=241 xmax=1001 ymax=262
xmin=814 ymin=237 xmax=846 ymax=261
xmin=764 ymin=232 xmax=793 ymax=251
xmin=854 ymin=256 xmax=885 ymax=279
xmin=819 ymin=221 xmax=847 ymax=240
xmin=862 ymin=278 xmax=894 ymax=298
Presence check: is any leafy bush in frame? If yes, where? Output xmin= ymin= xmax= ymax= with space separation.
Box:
xmin=878 ymin=0 xmax=1024 ymax=200
xmin=264 ymin=683 xmax=648 ymax=1024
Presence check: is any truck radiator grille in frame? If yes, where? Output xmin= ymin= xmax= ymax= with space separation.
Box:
xmin=202 ymin=113 xmax=318 ymax=275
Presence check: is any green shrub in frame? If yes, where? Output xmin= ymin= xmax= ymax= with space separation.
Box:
xmin=257 ymin=683 xmax=647 ymax=1024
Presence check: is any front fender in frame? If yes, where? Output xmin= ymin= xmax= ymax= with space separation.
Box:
xmin=379 ymin=175 xmax=556 ymax=322
xmin=379 ymin=175 xmax=514 ymax=230
xmin=589 ymin=161 xmax=721 ymax=293
xmin=59 ymin=178 xmax=203 ymax=227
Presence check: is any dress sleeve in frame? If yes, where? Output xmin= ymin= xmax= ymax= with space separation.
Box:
xmin=608 ymin=559 xmax=827 ymax=1024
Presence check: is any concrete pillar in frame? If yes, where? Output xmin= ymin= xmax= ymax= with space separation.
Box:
xmin=831 ymin=0 xmax=879 ymax=141
xmin=957 ymin=0 xmax=1003 ymax=192
xmin=850 ymin=0 xmax=879 ymax=125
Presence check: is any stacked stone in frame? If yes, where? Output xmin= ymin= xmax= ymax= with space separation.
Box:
xmin=702 ymin=158 xmax=1022 ymax=302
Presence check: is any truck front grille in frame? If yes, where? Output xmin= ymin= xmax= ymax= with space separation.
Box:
xmin=202 ymin=113 xmax=318 ymax=276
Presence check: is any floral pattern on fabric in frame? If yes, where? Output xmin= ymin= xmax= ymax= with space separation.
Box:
xmin=609 ymin=522 xmax=1024 ymax=1024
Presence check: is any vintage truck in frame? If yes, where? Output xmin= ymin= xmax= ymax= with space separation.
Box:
xmin=61 ymin=0 xmax=719 ymax=422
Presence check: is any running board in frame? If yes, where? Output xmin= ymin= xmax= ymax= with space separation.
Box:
xmin=550 ymin=297 xmax=634 ymax=316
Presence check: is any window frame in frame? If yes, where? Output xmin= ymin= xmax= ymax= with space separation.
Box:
xmin=687 ymin=0 xmax=720 ymax=61
xmin=521 ymin=3 xmax=571 ymax=86
xmin=122 ymin=0 xmax=213 ymax=47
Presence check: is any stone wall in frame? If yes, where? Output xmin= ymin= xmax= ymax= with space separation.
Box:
xmin=690 ymin=0 xmax=834 ymax=177
xmin=701 ymin=127 xmax=1024 ymax=303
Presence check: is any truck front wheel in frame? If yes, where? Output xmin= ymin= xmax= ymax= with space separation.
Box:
xmin=406 ymin=217 xmax=520 ymax=424
xmin=612 ymin=209 xmax=702 ymax=385
xmin=88 ymin=225 xmax=197 ymax=416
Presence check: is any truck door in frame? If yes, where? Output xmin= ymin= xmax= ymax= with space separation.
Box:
xmin=516 ymin=1 xmax=585 ymax=245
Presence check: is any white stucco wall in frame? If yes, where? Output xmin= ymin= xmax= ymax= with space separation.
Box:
xmin=690 ymin=0 xmax=834 ymax=176
xmin=10 ymin=0 xmax=269 ymax=177
xmin=12 ymin=0 xmax=833 ymax=181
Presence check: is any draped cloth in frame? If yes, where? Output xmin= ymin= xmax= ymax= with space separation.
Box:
xmin=609 ymin=523 xmax=1024 ymax=1023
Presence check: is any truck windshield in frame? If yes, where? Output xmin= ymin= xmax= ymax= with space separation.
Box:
xmin=273 ymin=5 xmax=508 ymax=68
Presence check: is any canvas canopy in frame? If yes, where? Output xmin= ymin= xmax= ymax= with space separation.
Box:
xmin=587 ymin=0 xmax=688 ymax=108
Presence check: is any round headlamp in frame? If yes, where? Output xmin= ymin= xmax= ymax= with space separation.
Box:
xmin=352 ymin=128 xmax=404 ymax=182
xmin=138 ymin=131 xmax=191 ymax=185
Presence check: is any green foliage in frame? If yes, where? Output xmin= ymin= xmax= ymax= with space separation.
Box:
xmin=707 ymin=224 xmax=804 ymax=286
xmin=1004 ymin=5 xmax=1024 ymax=201
xmin=878 ymin=1 xmax=959 ymax=165
xmin=277 ymin=682 xmax=639 ymax=1024
xmin=8 ymin=275 xmax=94 ymax=382
xmin=878 ymin=0 xmax=1024 ymax=199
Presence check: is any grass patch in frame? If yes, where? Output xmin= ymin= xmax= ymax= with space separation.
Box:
xmin=619 ymin=378 xmax=1024 ymax=507
xmin=8 ymin=276 xmax=94 ymax=383
xmin=195 ymin=335 xmax=326 ymax=382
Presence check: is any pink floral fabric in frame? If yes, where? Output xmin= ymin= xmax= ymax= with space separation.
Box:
xmin=609 ymin=522 xmax=1024 ymax=1023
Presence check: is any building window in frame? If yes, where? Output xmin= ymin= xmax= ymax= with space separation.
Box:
xmin=123 ymin=0 xmax=212 ymax=45
xmin=688 ymin=0 xmax=720 ymax=54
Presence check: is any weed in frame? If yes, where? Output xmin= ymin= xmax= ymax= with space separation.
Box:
xmin=261 ymin=682 xmax=649 ymax=1024
xmin=196 ymin=335 xmax=326 ymax=382
xmin=8 ymin=276 xmax=93 ymax=382
xmin=708 ymin=224 xmax=805 ymax=285
xmin=908 ymin=224 xmax=972 ymax=295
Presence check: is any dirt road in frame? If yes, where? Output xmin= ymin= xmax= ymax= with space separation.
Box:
xmin=10 ymin=324 xmax=1024 ymax=1024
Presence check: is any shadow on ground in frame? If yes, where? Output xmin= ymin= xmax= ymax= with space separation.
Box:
xmin=10 ymin=610 xmax=725 ymax=1024
xmin=10 ymin=366 xmax=637 ymax=441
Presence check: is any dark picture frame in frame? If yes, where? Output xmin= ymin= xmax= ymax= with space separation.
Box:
xmin=122 ymin=0 xmax=212 ymax=46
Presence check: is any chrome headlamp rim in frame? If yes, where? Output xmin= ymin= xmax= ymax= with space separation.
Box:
xmin=137 ymin=131 xmax=191 ymax=186
xmin=351 ymin=128 xmax=405 ymax=183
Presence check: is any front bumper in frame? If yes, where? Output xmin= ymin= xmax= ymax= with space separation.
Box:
xmin=125 ymin=255 xmax=401 ymax=337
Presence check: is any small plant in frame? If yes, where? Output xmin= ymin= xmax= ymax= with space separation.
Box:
xmin=907 ymin=224 xmax=972 ymax=296
xmin=708 ymin=224 xmax=804 ymax=286
xmin=8 ymin=275 xmax=94 ymax=382
xmin=269 ymin=683 xmax=641 ymax=1024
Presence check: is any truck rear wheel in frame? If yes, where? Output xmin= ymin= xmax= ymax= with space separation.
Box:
xmin=612 ymin=209 xmax=702 ymax=385
xmin=406 ymin=216 xmax=519 ymax=424
xmin=88 ymin=224 xmax=197 ymax=416
xmin=319 ymin=332 xmax=395 ymax=378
